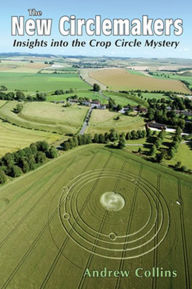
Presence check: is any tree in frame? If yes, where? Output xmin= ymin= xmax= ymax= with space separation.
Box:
xmin=158 ymin=130 xmax=165 ymax=140
xmin=93 ymin=83 xmax=100 ymax=92
xmin=104 ymin=132 xmax=109 ymax=143
xmin=138 ymin=148 xmax=142 ymax=153
xmin=180 ymin=166 xmax=187 ymax=172
xmin=155 ymin=138 xmax=162 ymax=149
xmin=30 ymin=143 xmax=38 ymax=154
xmin=15 ymin=91 xmax=25 ymax=101
xmin=0 ymin=169 xmax=6 ymax=184
xmin=62 ymin=141 xmax=70 ymax=151
xmin=36 ymin=93 xmax=46 ymax=101
xmin=98 ymin=134 xmax=105 ymax=143
xmin=93 ymin=133 xmax=99 ymax=143
xmin=176 ymin=127 xmax=182 ymax=136
xmin=36 ymin=152 xmax=46 ymax=164
xmin=28 ymin=155 xmax=36 ymax=170
xmin=108 ymin=98 xmax=116 ymax=111
xmin=84 ymin=134 xmax=92 ymax=144
xmin=130 ymin=130 xmax=138 ymax=140
xmin=69 ymin=138 xmax=75 ymax=149
xmin=175 ymin=161 xmax=181 ymax=170
xmin=20 ymin=159 xmax=30 ymax=173
xmin=149 ymin=145 xmax=156 ymax=157
xmin=2 ymin=153 xmax=14 ymax=167
xmin=118 ymin=138 xmax=126 ymax=149
xmin=168 ymin=148 xmax=175 ymax=159
xmin=77 ymin=135 xmax=84 ymax=145
xmin=72 ymin=136 xmax=78 ymax=147
xmin=47 ymin=146 xmax=58 ymax=158
xmin=109 ymin=129 xmax=118 ymax=142
xmin=13 ymin=103 xmax=23 ymax=113
xmin=36 ymin=141 xmax=49 ymax=153
xmin=126 ymin=132 xmax=131 ymax=140
xmin=155 ymin=152 xmax=164 ymax=163
xmin=9 ymin=165 xmax=22 ymax=177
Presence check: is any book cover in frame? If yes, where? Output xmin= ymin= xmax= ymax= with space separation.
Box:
xmin=0 ymin=1 xmax=191 ymax=289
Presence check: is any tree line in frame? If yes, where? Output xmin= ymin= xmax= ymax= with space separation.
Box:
xmin=61 ymin=129 xmax=146 ymax=151
xmin=0 ymin=141 xmax=57 ymax=184
xmin=0 ymin=91 xmax=47 ymax=101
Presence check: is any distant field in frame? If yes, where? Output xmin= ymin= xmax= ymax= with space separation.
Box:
xmin=103 ymin=91 xmax=147 ymax=106
xmin=0 ymin=72 xmax=89 ymax=92
xmin=0 ymin=61 xmax=49 ymax=73
xmin=142 ymin=92 xmax=169 ymax=100
xmin=86 ymin=109 xmax=145 ymax=134
xmin=0 ymin=101 xmax=88 ymax=135
xmin=47 ymin=90 xmax=108 ymax=104
xmin=0 ymin=145 xmax=191 ymax=289
xmin=150 ymin=72 xmax=192 ymax=91
xmin=90 ymin=68 xmax=190 ymax=93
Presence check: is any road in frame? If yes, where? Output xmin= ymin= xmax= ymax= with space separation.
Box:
xmin=79 ymin=107 xmax=93 ymax=135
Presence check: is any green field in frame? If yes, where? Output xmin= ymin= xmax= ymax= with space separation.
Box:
xmin=0 ymin=119 xmax=61 ymax=157
xmin=47 ymin=90 xmax=108 ymax=104
xmin=0 ymin=72 xmax=90 ymax=92
xmin=103 ymin=91 xmax=148 ymax=107
xmin=142 ymin=92 xmax=169 ymax=100
xmin=0 ymin=100 xmax=60 ymax=155
xmin=0 ymin=101 xmax=88 ymax=135
xmin=150 ymin=72 xmax=192 ymax=90
xmin=0 ymin=145 xmax=191 ymax=289
xmin=164 ymin=142 xmax=192 ymax=170
xmin=86 ymin=109 xmax=145 ymax=134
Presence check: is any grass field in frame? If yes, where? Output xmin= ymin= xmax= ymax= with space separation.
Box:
xmin=86 ymin=109 xmax=145 ymax=134
xmin=0 ymin=72 xmax=90 ymax=92
xmin=142 ymin=92 xmax=169 ymax=100
xmin=0 ymin=145 xmax=191 ymax=289
xmin=90 ymin=68 xmax=191 ymax=93
xmin=164 ymin=142 xmax=192 ymax=170
xmin=150 ymin=72 xmax=192 ymax=91
xmin=0 ymin=102 xmax=88 ymax=135
xmin=0 ymin=119 xmax=61 ymax=156
xmin=103 ymin=91 xmax=147 ymax=106
xmin=47 ymin=90 xmax=108 ymax=104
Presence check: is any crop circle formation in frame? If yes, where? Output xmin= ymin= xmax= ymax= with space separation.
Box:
xmin=57 ymin=169 xmax=170 ymax=260
xmin=100 ymin=192 xmax=125 ymax=212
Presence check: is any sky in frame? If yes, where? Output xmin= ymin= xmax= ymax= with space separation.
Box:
xmin=0 ymin=0 xmax=192 ymax=58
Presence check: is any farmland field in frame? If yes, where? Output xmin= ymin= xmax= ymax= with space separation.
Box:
xmin=149 ymin=72 xmax=192 ymax=90
xmin=103 ymin=91 xmax=147 ymax=106
xmin=0 ymin=145 xmax=191 ymax=289
xmin=86 ymin=109 xmax=145 ymax=134
xmin=164 ymin=142 xmax=192 ymax=170
xmin=0 ymin=102 xmax=88 ymax=135
xmin=0 ymin=72 xmax=90 ymax=92
xmin=0 ymin=60 xmax=50 ymax=73
xmin=0 ymin=119 xmax=61 ymax=156
xmin=89 ymin=68 xmax=191 ymax=93
xmin=47 ymin=90 xmax=108 ymax=104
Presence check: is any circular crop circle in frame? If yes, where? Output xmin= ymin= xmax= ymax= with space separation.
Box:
xmin=49 ymin=168 xmax=170 ymax=260
xmin=100 ymin=192 xmax=125 ymax=212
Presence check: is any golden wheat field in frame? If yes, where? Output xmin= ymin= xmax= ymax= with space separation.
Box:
xmin=89 ymin=68 xmax=190 ymax=93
